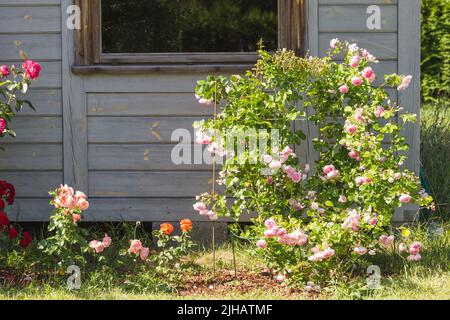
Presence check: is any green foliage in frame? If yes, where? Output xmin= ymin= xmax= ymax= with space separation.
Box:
xmin=421 ymin=0 xmax=450 ymax=102
xmin=420 ymin=103 xmax=450 ymax=220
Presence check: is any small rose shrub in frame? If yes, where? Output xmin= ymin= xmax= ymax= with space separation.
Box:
xmin=193 ymin=40 xmax=434 ymax=283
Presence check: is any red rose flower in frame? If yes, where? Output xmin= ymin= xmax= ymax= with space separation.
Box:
xmin=4 ymin=183 xmax=15 ymax=205
xmin=0 ymin=211 xmax=10 ymax=226
xmin=0 ymin=65 xmax=10 ymax=78
xmin=8 ymin=227 xmax=18 ymax=240
xmin=22 ymin=60 xmax=41 ymax=80
xmin=0 ymin=118 xmax=6 ymax=134
xmin=19 ymin=231 xmax=32 ymax=248
xmin=0 ymin=199 xmax=5 ymax=210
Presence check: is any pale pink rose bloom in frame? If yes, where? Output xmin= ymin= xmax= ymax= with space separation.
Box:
xmin=198 ymin=98 xmax=211 ymax=106
xmin=354 ymin=109 xmax=364 ymax=122
xmin=342 ymin=210 xmax=360 ymax=231
xmin=399 ymin=194 xmax=412 ymax=204
xmin=263 ymin=154 xmax=273 ymax=164
xmin=269 ymin=160 xmax=282 ymax=169
xmin=199 ymin=209 xmax=209 ymax=216
xmin=354 ymin=247 xmax=367 ymax=255
xmin=338 ymin=195 xmax=347 ymax=203
xmin=339 ymin=85 xmax=349 ymax=94
xmin=407 ymin=254 xmax=421 ymax=262
xmin=140 ymin=247 xmax=150 ymax=261
xmin=264 ymin=218 xmax=277 ymax=229
xmin=330 ymin=38 xmax=339 ymax=48
xmin=348 ymin=150 xmax=360 ymax=161
xmin=102 ymin=233 xmax=112 ymax=248
xmin=311 ymin=202 xmax=320 ymax=210
xmin=195 ymin=131 xmax=212 ymax=145
xmin=75 ymin=191 xmax=86 ymax=200
xmin=326 ymin=170 xmax=339 ymax=180
xmin=349 ymin=56 xmax=360 ymax=68
xmin=264 ymin=229 xmax=278 ymax=238
xmin=89 ymin=240 xmax=99 ymax=249
xmin=361 ymin=67 xmax=376 ymax=82
xmin=379 ymin=235 xmax=394 ymax=247
xmin=323 ymin=165 xmax=335 ymax=175
xmin=290 ymin=172 xmax=301 ymax=183
xmin=398 ymin=75 xmax=413 ymax=91
xmin=368 ymin=250 xmax=376 ymax=256
xmin=256 ymin=239 xmax=267 ymax=249
xmin=375 ymin=106 xmax=385 ymax=118
xmin=277 ymin=228 xmax=287 ymax=237
xmin=398 ymin=243 xmax=408 ymax=252
xmin=348 ymin=43 xmax=359 ymax=53
xmin=193 ymin=202 xmax=207 ymax=212
xmin=369 ymin=217 xmax=378 ymax=226
xmin=77 ymin=198 xmax=89 ymax=211
xmin=128 ymin=239 xmax=143 ymax=255
xmin=207 ymin=210 xmax=218 ymax=221
xmin=275 ymin=274 xmax=286 ymax=283
xmin=290 ymin=230 xmax=308 ymax=246
xmin=283 ymin=165 xmax=296 ymax=176
xmin=58 ymin=184 xmax=74 ymax=196
xmin=351 ymin=76 xmax=363 ymax=86
xmin=346 ymin=124 xmax=357 ymax=135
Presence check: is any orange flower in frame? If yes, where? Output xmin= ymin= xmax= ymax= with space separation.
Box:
xmin=180 ymin=219 xmax=193 ymax=233
xmin=160 ymin=223 xmax=174 ymax=235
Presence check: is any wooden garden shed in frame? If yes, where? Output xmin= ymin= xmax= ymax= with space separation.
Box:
xmin=0 ymin=0 xmax=420 ymax=223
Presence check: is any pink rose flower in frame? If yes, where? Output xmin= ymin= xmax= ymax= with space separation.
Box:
xmin=379 ymin=235 xmax=395 ymax=247
xmin=89 ymin=240 xmax=104 ymax=253
xmin=398 ymin=243 xmax=408 ymax=253
xmin=195 ymin=131 xmax=212 ymax=145
xmin=77 ymin=198 xmax=89 ymax=211
xmin=339 ymin=85 xmax=349 ymax=94
xmin=0 ymin=118 xmax=6 ymax=134
xmin=323 ymin=165 xmax=335 ymax=175
xmin=349 ymin=56 xmax=360 ymax=68
xmin=346 ymin=124 xmax=357 ymax=135
xmin=338 ymin=195 xmax=347 ymax=203
xmin=375 ymin=106 xmax=385 ymax=118
xmin=140 ymin=247 xmax=150 ymax=261
xmin=263 ymin=154 xmax=272 ymax=164
xmin=264 ymin=218 xmax=277 ymax=229
xmin=22 ymin=60 xmax=41 ymax=80
xmin=269 ymin=160 xmax=282 ymax=169
xmin=275 ymin=274 xmax=286 ymax=283
xmin=409 ymin=241 xmax=421 ymax=255
xmin=348 ymin=150 xmax=360 ymax=161
xmin=72 ymin=213 xmax=81 ymax=224
xmin=351 ymin=76 xmax=363 ymax=86
xmin=193 ymin=202 xmax=207 ymax=212
xmin=128 ymin=239 xmax=143 ymax=255
xmin=256 ymin=239 xmax=267 ymax=249
xmin=198 ymin=98 xmax=211 ymax=106
xmin=362 ymin=67 xmax=376 ymax=83
xmin=330 ymin=38 xmax=339 ymax=48
xmin=0 ymin=65 xmax=10 ymax=78
xmin=399 ymin=194 xmax=412 ymax=204
xmin=368 ymin=250 xmax=376 ymax=256
xmin=207 ymin=210 xmax=218 ymax=221
xmin=102 ymin=233 xmax=112 ymax=248
xmin=354 ymin=247 xmax=367 ymax=255
xmin=407 ymin=253 xmax=421 ymax=262
xmin=264 ymin=228 xmax=278 ymax=238
xmin=266 ymin=176 xmax=273 ymax=185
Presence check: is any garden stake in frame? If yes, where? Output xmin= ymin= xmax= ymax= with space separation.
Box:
xmin=231 ymin=227 xmax=237 ymax=278
xmin=211 ymin=80 xmax=218 ymax=278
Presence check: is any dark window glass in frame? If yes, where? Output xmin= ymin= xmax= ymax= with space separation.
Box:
xmin=101 ymin=0 xmax=278 ymax=53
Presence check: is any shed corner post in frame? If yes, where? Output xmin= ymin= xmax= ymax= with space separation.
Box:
xmin=61 ymin=0 xmax=88 ymax=193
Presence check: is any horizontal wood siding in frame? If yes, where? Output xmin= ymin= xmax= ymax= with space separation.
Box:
xmin=0 ymin=0 xmax=63 ymax=221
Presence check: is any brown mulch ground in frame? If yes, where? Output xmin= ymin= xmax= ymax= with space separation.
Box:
xmin=179 ymin=269 xmax=311 ymax=298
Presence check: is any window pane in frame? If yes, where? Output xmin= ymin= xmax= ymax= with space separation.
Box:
xmin=101 ymin=0 xmax=278 ymax=53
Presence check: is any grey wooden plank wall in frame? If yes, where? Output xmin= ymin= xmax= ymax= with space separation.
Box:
xmin=0 ymin=0 xmax=63 ymax=220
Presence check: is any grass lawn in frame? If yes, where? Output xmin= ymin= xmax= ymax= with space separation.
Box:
xmin=0 ymin=233 xmax=448 ymax=300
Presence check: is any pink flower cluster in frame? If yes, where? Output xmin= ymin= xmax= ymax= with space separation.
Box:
xmin=89 ymin=233 xmax=112 ymax=254
xmin=342 ymin=209 xmax=361 ymax=231
xmin=399 ymin=194 xmax=412 ymax=204
xmin=407 ymin=241 xmax=422 ymax=262
xmin=264 ymin=146 xmax=297 ymax=171
xmin=379 ymin=235 xmax=395 ymax=247
xmin=361 ymin=67 xmax=376 ymax=83
xmin=128 ymin=239 xmax=150 ymax=261
xmin=263 ymin=219 xmax=308 ymax=246
xmin=195 ymin=130 xmax=212 ymax=145
xmin=54 ymin=184 xmax=89 ymax=211
xmin=282 ymin=165 xmax=304 ymax=183
xmin=193 ymin=201 xmax=218 ymax=221
xmin=322 ymin=165 xmax=339 ymax=181
xmin=308 ymin=246 xmax=335 ymax=262
xmin=355 ymin=176 xmax=372 ymax=186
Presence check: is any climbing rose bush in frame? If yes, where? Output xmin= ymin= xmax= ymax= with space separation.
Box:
xmin=193 ymin=40 xmax=434 ymax=283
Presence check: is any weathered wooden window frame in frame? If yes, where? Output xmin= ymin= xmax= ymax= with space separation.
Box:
xmin=74 ymin=0 xmax=305 ymax=66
